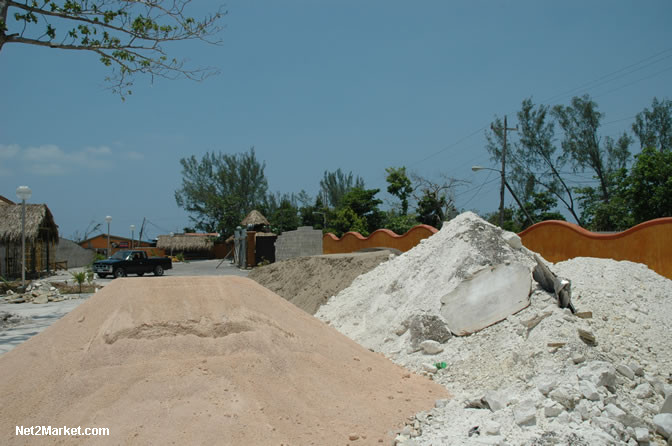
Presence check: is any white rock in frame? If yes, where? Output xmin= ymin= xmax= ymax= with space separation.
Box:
xmin=482 ymin=420 xmax=501 ymax=435
xmin=422 ymin=363 xmax=438 ymax=374
xmin=662 ymin=394 xmax=672 ymax=414
xmin=616 ymin=364 xmax=636 ymax=380
xmin=536 ymin=377 xmax=558 ymax=396
xmin=502 ymin=231 xmax=522 ymax=250
xmin=634 ymin=427 xmax=649 ymax=443
xmin=579 ymin=380 xmax=601 ymax=401
xmin=543 ymin=401 xmax=563 ymax=418
xmin=578 ymin=361 xmax=616 ymax=389
xmin=435 ymin=399 xmax=448 ymax=409
xmin=484 ymin=390 xmax=509 ymax=412
xmin=514 ymin=400 xmax=537 ymax=427
xmin=572 ymin=354 xmax=586 ymax=364
xmin=629 ymin=362 xmax=644 ymax=377
xmin=633 ymin=383 xmax=654 ymax=399
xmin=420 ymin=340 xmax=444 ymax=355
xmin=653 ymin=413 xmax=672 ymax=439
xmin=549 ymin=386 xmax=579 ymax=410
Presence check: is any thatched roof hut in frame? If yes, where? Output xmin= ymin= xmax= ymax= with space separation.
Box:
xmin=0 ymin=204 xmax=59 ymax=244
xmin=156 ymin=234 xmax=216 ymax=252
xmin=241 ymin=210 xmax=270 ymax=227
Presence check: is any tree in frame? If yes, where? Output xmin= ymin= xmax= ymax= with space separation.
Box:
xmin=632 ymin=97 xmax=672 ymax=151
xmin=411 ymin=173 xmax=462 ymax=229
xmin=319 ymin=168 xmax=364 ymax=208
xmin=175 ymin=147 xmax=267 ymax=236
xmin=325 ymin=207 xmax=368 ymax=238
xmin=385 ymin=166 xmax=413 ymax=215
xmin=552 ymin=95 xmax=632 ymax=204
xmin=514 ymin=98 xmax=582 ymax=225
xmin=1 ymin=1 xmax=225 ymax=97
xmin=339 ymin=187 xmax=384 ymax=234
xmin=263 ymin=193 xmax=300 ymax=234
xmin=626 ymin=147 xmax=672 ymax=223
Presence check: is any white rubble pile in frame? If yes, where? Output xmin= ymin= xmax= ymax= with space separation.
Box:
xmin=317 ymin=212 xmax=672 ymax=445
xmin=316 ymin=212 xmax=538 ymax=352
xmin=2 ymin=282 xmax=69 ymax=304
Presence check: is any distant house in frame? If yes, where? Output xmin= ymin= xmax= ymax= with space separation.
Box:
xmin=0 ymin=200 xmax=59 ymax=278
xmin=79 ymin=234 xmax=153 ymax=256
xmin=156 ymin=233 xmax=220 ymax=260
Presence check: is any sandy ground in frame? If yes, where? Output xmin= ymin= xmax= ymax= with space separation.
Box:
xmin=248 ymin=251 xmax=392 ymax=314
xmin=0 ymin=276 xmax=447 ymax=445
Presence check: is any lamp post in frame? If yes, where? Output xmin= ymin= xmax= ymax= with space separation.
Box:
xmin=105 ymin=216 xmax=112 ymax=258
xmin=16 ymin=186 xmax=32 ymax=288
xmin=471 ymin=166 xmax=535 ymax=226
xmin=130 ymin=224 xmax=136 ymax=249
xmin=169 ymin=232 xmax=174 ymax=257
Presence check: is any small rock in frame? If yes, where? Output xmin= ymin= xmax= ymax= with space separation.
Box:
xmin=543 ymin=401 xmax=563 ymax=418
xmin=578 ymin=361 xmax=616 ymax=389
xmin=572 ymin=354 xmax=586 ymax=364
xmin=502 ymin=231 xmax=522 ymax=249
xmin=653 ymin=413 xmax=672 ymax=439
xmin=633 ymin=383 xmax=654 ymax=399
xmin=578 ymin=328 xmax=597 ymax=345
xmin=575 ymin=311 xmax=593 ymax=319
xmin=395 ymin=325 xmax=408 ymax=336
xmin=483 ymin=391 xmax=509 ymax=412
xmin=435 ymin=399 xmax=448 ymax=408
xmin=32 ymin=294 xmax=49 ymax=304
xmin=482 ymin=421 xmax=501 ymax=435
xmin=629 ymin=363 xmax=644 ymax=377
xmin=579 ymin=380 xmax=601 ymax=401
xmin=625 ymin=311 xmax=638 ymax=323
xmin=514 ymin=400 xmax=537 ymax=426
xmin=617 ymin=364 xmax=636 ymax=380
xmin=662 ymin=394 xmax=672 ymax=414
xmin=537 ymin=377 xmax=558 ymax=396
xmin=634 ymin=427 xmax=649 ymax=443
xmin=422 ymin=363 xmax=438 ymax=374
xmin=420 ymin=340 xmax=444 ymax=355
xmin=348 ymin=433 xmax=360 ymax=441
xmin=549 ymin=386 xmax=579 ymax=410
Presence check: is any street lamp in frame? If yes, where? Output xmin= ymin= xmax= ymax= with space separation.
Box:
xmin=471 ymin=166 xmax=535 ymax=226
xmin=16 ymin=186 xmax=32 ymax=288
xmin=105 ymin=216 xmax=112 ymax=258
xmin=130 ymin=224 xmax=136 ymax=249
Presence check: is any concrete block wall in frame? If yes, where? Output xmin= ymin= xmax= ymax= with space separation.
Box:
xmin=275 ymin=226 xmax=323 ymax=261
xmin=55 ymin=238 xmax=96 ymax=268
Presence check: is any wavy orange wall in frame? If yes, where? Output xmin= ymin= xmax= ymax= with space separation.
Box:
xmin=519 ymin=218 xmax=672 ymax=280
xmin=323 ymin=225 xmax=439 ymax=254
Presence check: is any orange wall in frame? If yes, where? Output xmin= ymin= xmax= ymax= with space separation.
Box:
xmin=80 ymin=235 xmax=152 ymax=251
xmin=519 ymin=218 xmax=672 ymax=280
xmin=323 ymin=225 xmax=439 ymax=254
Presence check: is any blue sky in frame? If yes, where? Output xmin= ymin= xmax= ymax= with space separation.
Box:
xmin=1 ymin=1 xmax=671 ymax=240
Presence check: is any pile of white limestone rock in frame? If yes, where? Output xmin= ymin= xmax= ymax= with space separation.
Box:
xmin=317 ymin=213 xmax=672 ymax=445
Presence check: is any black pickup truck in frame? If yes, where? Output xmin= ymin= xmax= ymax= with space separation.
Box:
xmin=93 ymin=250 xmax=172 ymax=279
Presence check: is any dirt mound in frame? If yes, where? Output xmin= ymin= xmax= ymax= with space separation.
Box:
xmin=0 ymin=276 xmax=447 ymax=445
xmin=249 ymin=251 xmax=393 ymax=314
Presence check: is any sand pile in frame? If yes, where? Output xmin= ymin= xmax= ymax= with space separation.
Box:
xmin=316 ymin=212 xmax=537 ymax=353
xmin=249 ymin=251 xmax=393 ymax=314
xmin=0 ymin=276 xmax=447 ymax=445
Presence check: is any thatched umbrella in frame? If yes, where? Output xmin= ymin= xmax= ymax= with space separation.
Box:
xmin=156 ymin=234 xmax=215 ymax=252
xmin=0 ymin=204 xmax=59 ymax=244
xmin=241 ymin=210 xmax=270 ymax=227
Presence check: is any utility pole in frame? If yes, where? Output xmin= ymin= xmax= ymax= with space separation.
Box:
xmin=491 ymin=115 xmax=518 ymax=227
